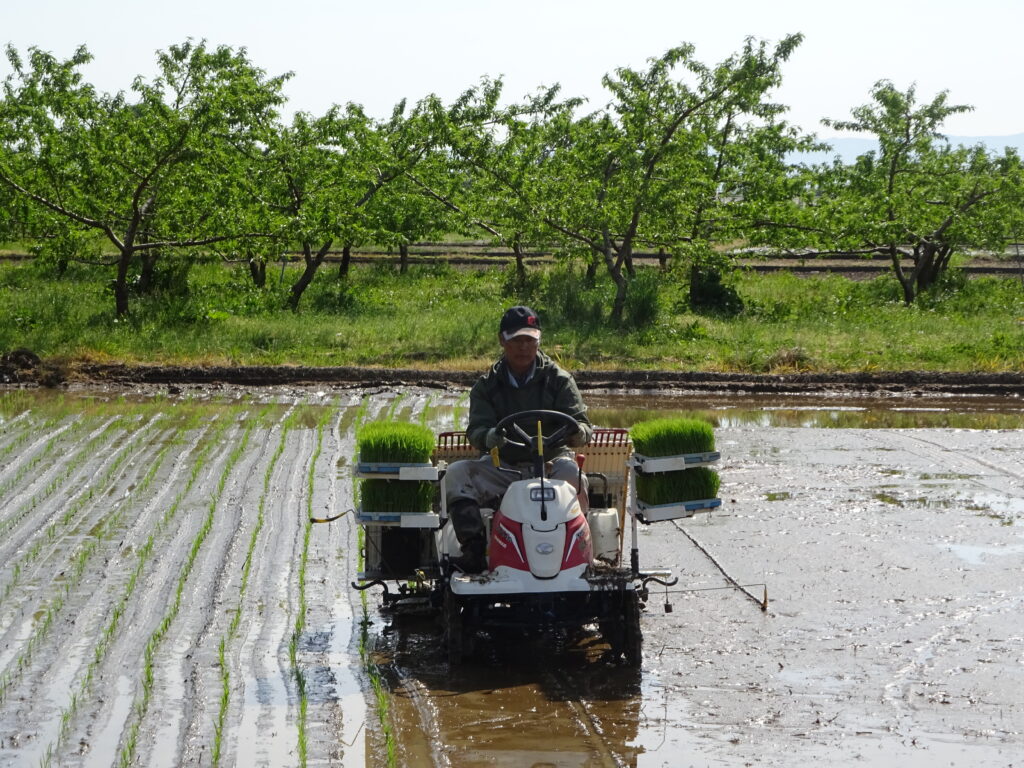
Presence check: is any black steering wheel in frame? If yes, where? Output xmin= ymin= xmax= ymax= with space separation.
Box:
xmin=494 ymin=409 xmax=580 ymax=452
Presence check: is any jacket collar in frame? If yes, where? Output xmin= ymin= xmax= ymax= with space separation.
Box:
xmin=493 ymin=350 xmax=551 ymax=385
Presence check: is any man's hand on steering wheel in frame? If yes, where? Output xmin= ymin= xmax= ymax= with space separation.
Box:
xmin=493 ymin=410 xmax=581 ymax=452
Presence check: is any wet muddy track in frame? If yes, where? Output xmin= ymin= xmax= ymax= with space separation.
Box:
xmin=0 ymin=386 xmax=1022 ymax=766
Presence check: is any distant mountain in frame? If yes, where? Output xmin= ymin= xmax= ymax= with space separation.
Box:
xmin=792 ymin=133 xmax=1024 ymax=165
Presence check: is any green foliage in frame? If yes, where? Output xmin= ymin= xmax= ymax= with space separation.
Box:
xmin=532 ymin=261 xmax=610 ymax=328
xmin=3 ymin=256 xmax=1023 ymax=373
xmin=440 ymin=35 xmax=814 ymax=325
xmin=3 ymin=35 xmax=1020 ymax=330
xmin=0 ymin=41 xmax=289 ymax=317
xmin=356 ymin=420 xmax=435 ymax=463
xmin=771 ymin=81 xmax=1024 ymax=304
xmin=635 ymin=467 xmax=720 ymax=505
xmin=688 ymin=265 xmax=744 ymax=315
xmin=630 ymin=417 xmax=715 ymax=456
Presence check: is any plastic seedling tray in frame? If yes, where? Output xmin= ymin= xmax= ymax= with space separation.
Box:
xmin=635 ymin=497 xmax=721 ymax=522
xmin=629 ymin=451 xmax=720 ymax=474
xmin=355 ymin=510 xmax=440 ymax=528
xmin=354 ymin=460 xmax=439 ymax=481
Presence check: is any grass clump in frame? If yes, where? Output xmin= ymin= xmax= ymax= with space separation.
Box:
xmin=356 ymin=421 xmax=435 ymax=463
xmin=635 ymin=467 xmax=720 ymax=505
xmin=630 ymin=417 xmax=715 ymax=456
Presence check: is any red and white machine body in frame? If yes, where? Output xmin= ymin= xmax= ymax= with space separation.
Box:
xmin=488 ymin=479 xmax=593 ymax=579
xmin=437 ymin=474 xmax=598 ymax=597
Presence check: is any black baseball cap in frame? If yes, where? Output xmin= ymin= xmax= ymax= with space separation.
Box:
xmin=499 ymin=305 xmax=541 ymax=341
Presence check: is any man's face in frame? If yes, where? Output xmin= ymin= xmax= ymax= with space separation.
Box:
xmin=499 ymin=333 xmax=539 ymax=376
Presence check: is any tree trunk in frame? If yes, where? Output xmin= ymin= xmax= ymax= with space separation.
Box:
xmin=624 ymin=253 xmax=635 ymax=278
xmin=658 ymin=248 xmax=668 ymax=270
xmin=138 ymin=249 xmax=159 ymax=294
xmin=114 ymin=248 xmax=133 ymax=317
xmin=585 ymin=253 xmax=599 ymax=286
xmin=605 ymin=247 xmax=629 ymax=325
xmin=512 ymin=237 xmax=526 ymax=282
xmin=339 ymin=244 xmax=352 ymax=277
xmin=890 ymin=247 xmax=916 ymax=305
xmin=917 ymin=242 xmax=952 ymax=293
xmin=288 ymin=241 xmax=331 ymax=311
xmin=399 ymin=243 xmax=409 ymax=274
xmin=249 ymin=257 xmax=266 ymax=288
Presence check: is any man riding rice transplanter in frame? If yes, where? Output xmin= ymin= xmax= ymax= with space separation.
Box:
xmin=445 ymin=305 xmax=593 ymax=573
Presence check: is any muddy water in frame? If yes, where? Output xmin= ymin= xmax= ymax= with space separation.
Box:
xmin=0 ymin=387 xmax=1022 ymax=767
xmin=366 ymin=391 xmax=1024 ymax=768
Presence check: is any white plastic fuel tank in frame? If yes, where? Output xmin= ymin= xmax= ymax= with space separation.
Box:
xmin=587 ymin=508 xmax=621 ymax=563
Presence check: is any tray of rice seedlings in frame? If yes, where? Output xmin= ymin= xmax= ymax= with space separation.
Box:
xmin=355 ymin=421 xmax=439 ymax=480
xmin=359 ymin=478 xmax=435 ymax=513
xmin=355 ymin=421 xmax=440 ymax=527
xmin=633 ymin=468 xmax=722 ymax=521
xmin=628 ymin=417 xmax=722 ymax=522
xmin=628 ymin=417 xmax=720 ymax=473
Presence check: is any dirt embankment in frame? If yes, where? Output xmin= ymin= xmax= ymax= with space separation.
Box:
xmin=3 ymin=352 xmax=1023 ymax=397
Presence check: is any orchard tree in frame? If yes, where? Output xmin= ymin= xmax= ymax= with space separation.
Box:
xmin=414 ymin=78 xmax=579 ymax=285
xmin=446 ymin=36 xmax=808 ymax=323
xmin=256 ymin=96 xmax=450 ymax=310
xmin=790 ymin=82 xmax=1022 ymax=303
xmin=251 ymin=104 xmax=368 ymax=307
xmin=365 ymin=164 xmax=458 ymax=274
xmin=0 ymin=41 xmax=287 ymax=316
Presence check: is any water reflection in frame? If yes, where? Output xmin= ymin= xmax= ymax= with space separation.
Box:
xmin=374 ymin=618 xmax=643 ymax=767
xmin=588 ymin=393 xmax=1024 ymax=430
xmin=4 ymin=388 xmax=1022 ymax=430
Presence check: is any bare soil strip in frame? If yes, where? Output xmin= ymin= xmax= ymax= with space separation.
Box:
xmin=5 ymin=360 xmax=1024 ymax=398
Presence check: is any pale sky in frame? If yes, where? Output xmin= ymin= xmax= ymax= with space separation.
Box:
xmin=2 ymin=0 xmax=1021 ymax=138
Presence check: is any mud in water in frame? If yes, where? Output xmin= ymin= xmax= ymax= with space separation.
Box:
xmin=0 ymin=386 xmax=1022 ymax=767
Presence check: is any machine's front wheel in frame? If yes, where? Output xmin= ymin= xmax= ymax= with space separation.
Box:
xmin=443 ymin=590 xmax=464 ymax=666
xmin=622 ymin=590 xmax=642 ymax=668
xmin=602 ymin=590 xmax=643 ymax=667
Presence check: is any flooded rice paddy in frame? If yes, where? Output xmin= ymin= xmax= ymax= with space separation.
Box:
xmin=0 ymin=385 xmax=1022 ymax=767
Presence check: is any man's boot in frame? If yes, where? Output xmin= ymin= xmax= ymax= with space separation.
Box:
xmin=449 ymin=499 xmax=487 ymax=573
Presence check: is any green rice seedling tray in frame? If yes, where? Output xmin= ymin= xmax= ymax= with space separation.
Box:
xmin=629 ymin=451 xmax=720 ymax=474
xmin=635 ymin=497 xmax=722 ymax=523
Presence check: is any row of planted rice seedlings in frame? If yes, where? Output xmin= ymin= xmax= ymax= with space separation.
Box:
xmin=0 ymin=411 xmax=171 ymax=707
xmin=0 ymin=412 xmax=139 ymax=548
xmin=288 ymin=404 xmax=338 ymax=767
xmin=0 ymin=412 xmax=87 ymax=525
xmin=0 ymin=412 xmax=162 ymax=613
xmin=359 ymin=596 xmax=396 ymax=768
xmin=0 ymin=408 xmax=40 ymax=464
xmin=450 ymin=391 xmax=469 ymax=432
xmin=41 ymin=409 xmax=211 ymax=765
xmin=0 ymin=389 xmax=36 ymax=417
xmin=211 ymin=404 xmax=297 ymax=766
xmin=0 ymin=414 xmax=148 ymax=621
xmin=117 ymin=405 xmax=259 ymax=767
